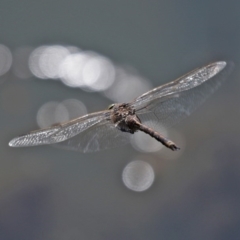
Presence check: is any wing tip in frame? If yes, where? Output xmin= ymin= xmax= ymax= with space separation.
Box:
xmin=211 ymin=61 xmax=226 ymax=71
xmin=206 ymin=61 xmax=229 ymax=78
xmin=212 ymin=60 xmax=234 ymax=77
xmin=214 ymin=60 xmax=235 ymax=71
xmin=9 ymin=136 xmax=25 ymax=147
xmin=9 ymin=138 xmax=17 ymax=147
xmin=217 ymin=61 xmax=227 ymax=67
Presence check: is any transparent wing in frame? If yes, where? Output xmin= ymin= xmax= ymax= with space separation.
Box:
xmin=9 ymin=61 xmax=233 ymax=152
xmin=132 ymin=61 xmax=233 ymax=127
xmin=55 ymin=121 xmax=130 ymax=153
xmin=133 ymin=61 xmax=227 ymax=109
xmin=9 ymin=111 xmax=110 ymax=147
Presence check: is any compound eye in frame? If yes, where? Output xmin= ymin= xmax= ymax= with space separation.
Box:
xmin=108 ymin=103 xmax=115 ymax=110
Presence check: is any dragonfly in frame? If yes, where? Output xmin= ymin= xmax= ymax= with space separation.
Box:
xmin=9 ymin=61 xmax=232 ymax=153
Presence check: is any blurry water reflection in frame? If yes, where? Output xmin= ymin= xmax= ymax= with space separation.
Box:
xmin=27 ymin=44 xmax=153 ymax=99
xmin=37 ymin=101 xmax=66 ymax=128
xmin=122 ymin=160 xmax=155 ymax=192
xmin=81 ymin=54 xmax=115 ymax=91
xmin=37 ymin=99 xmax=87 ymax=128
xmin=0 ymin=44 xmax=12 ymax=77
xmin=29 ymin=45 xmax=70 ymax=79
xmin=104 ymin=67 xmax=152 ymax=102
xmin=59 ymin=51 xmax=115 ymax=91
xmin=60 ymin=99 xmax=87 ymax=119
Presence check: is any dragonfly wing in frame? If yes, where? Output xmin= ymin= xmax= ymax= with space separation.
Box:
xmin=55 ymin=121 xmax=130 ymax=153
xmin=9 ymin=111 xmax=109 ymax=147
xmin=134 ymin=61 xmax=233 ymax=127
xmin=9 ymin=126 xmax=62 ymax=147
xmin=133 ymin=62 xmax=229 ymax=110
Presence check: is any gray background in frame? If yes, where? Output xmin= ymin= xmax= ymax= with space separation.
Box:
xmin=1 ymin=0 xmax=240 ymax=239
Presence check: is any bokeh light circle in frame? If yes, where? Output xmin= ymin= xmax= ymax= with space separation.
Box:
xmin=122 ymin=160 xmax=155 ymax=192
xmin=0 ymin=44 xmax=12 ymax=76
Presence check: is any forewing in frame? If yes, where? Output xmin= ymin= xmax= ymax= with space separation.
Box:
xmin=133 ymin=62 xmax=227 ymax=110
xmin=133 ymin=61 xmax=233 ymax=127
xmin=9 ymin=111 xmax=109 ymax=147
xmin=55 ymin=121 xmax=130 ymax=153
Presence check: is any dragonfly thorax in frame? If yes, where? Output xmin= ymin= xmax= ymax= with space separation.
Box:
xmin=111 ymin=103 xmax=134 ymax=121
xmin=110 ymin=103 xmax=140 ymax=134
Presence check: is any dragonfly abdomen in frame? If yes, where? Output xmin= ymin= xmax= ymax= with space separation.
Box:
xmin=136 ymin=122 xmax=180 ymax=151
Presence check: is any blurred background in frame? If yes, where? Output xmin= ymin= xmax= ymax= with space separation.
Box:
xmin=0 ymin=0 xmax=239 ymax=239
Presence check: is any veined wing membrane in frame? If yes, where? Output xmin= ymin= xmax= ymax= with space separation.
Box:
xmin=55 ymin=121 xmax=130 ymax=153
xmin=132 ymin=61 xmax=227 ymax=111
xmin=9 ymin=111 xmax=110 ymax=147
xmin=134 ymin=61 xmax=233 ymax=127
xmin=9 ymin=61 xmax=233 ymax=152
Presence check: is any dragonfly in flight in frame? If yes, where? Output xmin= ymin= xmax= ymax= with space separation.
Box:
xmin=9 ymin=61 xmax=232 ymax=152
